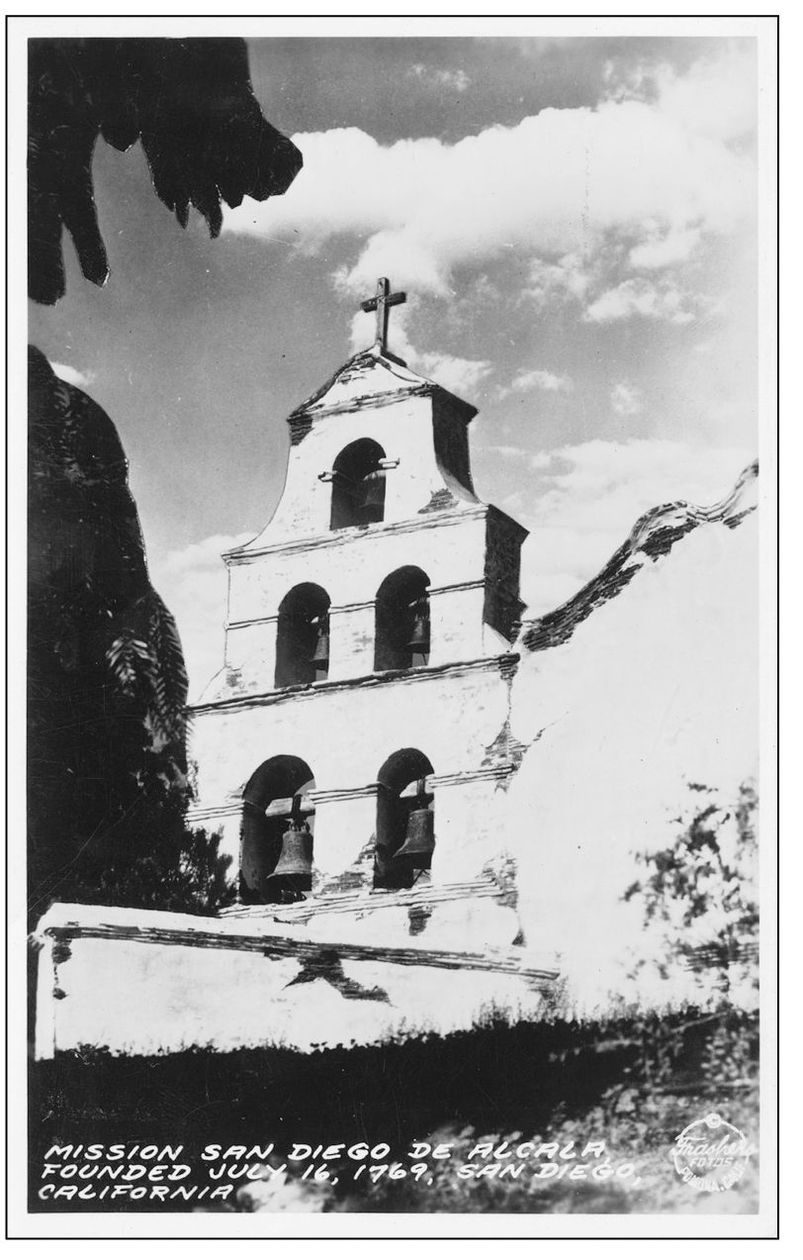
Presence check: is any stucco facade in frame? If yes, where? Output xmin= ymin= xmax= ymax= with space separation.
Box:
xmin=32 ymin=903 xmax=555 ymax=1058
xmin=189 ymin=341 xmax=531 ymax=922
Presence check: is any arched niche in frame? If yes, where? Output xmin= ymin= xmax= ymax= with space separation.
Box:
xmin=275 ymin=583 xmax=330 ymax=689
xmin=240 ymin=755 xmax=315 ymax=904
xmin=374 ymin=747 xmax=435 ymax=890
xmin=374 ymin=566 xmax=430 ymax=672
xmin=330 ymin=438 xmax=386 ymax=529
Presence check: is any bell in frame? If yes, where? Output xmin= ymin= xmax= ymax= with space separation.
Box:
xmin=360 ymin=468 xmax=385 ymax=521
xmin=395 ymin=808 xmax=435 ymax=862
xmin=406 ymin=601 xmax=430 ymax=653
xmin=311 ymin=617 xmax=329 ymax=665
xmin=270 ymin=823 xmax=313 ymax=879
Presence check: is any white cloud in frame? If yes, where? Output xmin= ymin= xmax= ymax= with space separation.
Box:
xmin=498 ymin=368 xmax=573 ymax=399
xmin=629 ymin=226 xmax=701 ymax=270
xmin=415 ymin=351 xmax=492 ymax=396
xmin=652 ymin=45 xmax=757 ymax=144
xmin=517 ymin=438 xmax=755 ymax=616
xmin=151 ymin=531 xmax=255 ymax=701
xmin=585 ymin=277 xmax=695 ymax=325
xmin=524 ymin=254 xmax=590 ymax=308
xmin=602 ymin=44 xmax=757 ymax=143
xmin=407 ymin=64 xmax=470 ymax=92
xmin=610 ymin=382 xmax=643 ymax=416
xmin=223 ymin=47 xmax=755 ymax=300
xmin=50 ymin=362 xmax=96 ymax=390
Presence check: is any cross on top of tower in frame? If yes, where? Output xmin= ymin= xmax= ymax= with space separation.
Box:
xmin=360 ymin=277 xmax=406 ymax=353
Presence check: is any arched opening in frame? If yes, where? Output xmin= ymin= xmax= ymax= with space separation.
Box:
xmin=374 ymin=567 xmax=430 ymax=672
xmin=240 ymin=755 xmax=315 ymax=904
xmin=330 ymin=438 xmax=386 ymax=529
xmin=275 ymin=583 xmax=330 ymax=688
xmin=374 ymin=748 xmax=435 ymax=890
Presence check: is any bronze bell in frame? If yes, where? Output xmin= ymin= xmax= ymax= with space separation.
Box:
xmin=311 ymin=616 xmax=329 ymax=665
xmin=271 ymin=823 xmax=313 ymax=879
xmin=406 ymin=600 xmax=430 ymax=653
xmin=395 ymin=807 xmax=435 ymax=862
xmin=360 ymin=468 xmax=385 ymax=521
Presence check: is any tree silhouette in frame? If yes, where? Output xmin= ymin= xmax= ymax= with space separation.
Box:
xmin=27 ymin=348 xmax=234 ymax=918
xmin=29 ymin=37 xmax=302 ymax=303
xmin=27 ymin=37 xmax=301 ymax=913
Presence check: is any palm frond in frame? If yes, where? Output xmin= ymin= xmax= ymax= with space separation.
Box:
xmin=144 ymin=590 xmax=188 ymax=745
xmin=106 ymin=629 xmax=154 ymax=698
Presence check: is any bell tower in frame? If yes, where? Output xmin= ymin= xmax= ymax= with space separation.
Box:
xmin=189 ymin=282 xmax=529 ymax=933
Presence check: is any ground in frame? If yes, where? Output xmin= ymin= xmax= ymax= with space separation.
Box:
xmin=29 ymin=1003 xmax=759 ymax=1216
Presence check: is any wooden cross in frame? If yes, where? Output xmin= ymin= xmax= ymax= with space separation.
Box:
xmin=360 ymin=277 xmax=406 ymax=352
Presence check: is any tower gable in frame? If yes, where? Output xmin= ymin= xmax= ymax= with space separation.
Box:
xmin=200 ymin=280 xmax=529 ymax=703
xmin=245 ymin=348 xmax=480 ymax=550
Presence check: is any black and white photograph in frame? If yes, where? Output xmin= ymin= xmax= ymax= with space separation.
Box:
xmin=8 ymin=13 xmax=778 ymax=1238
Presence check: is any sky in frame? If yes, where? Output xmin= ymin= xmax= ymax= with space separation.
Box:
xmin=29 ymin=34 xmax=760 ymax=696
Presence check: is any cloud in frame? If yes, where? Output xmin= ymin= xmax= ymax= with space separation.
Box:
xmin=610 ymin=382 xmax=643 ymax=416
xmin=498 ymin=368 xmax=573 ymax=399
xmin=150 ymin=532 xmax=255 ymax=701
xmin=415 ymin=352 xmax=492 ymax=396
xmin=585 ymin=278 xmax=696 ymax=325
xmin=516 ymin=438 xmax=755 ymax=616
xmin=602 ymin=43 xmax=757 ymax=136
xmin=524 ymin=254 xmax=590 ymax=309
xmin=651 ymin=45 xmax=757 ymax=143
xmin=629 ymin=227 xmax=701 ymax=270
xmin=50 ymin=362 xmax=96 ymax=390
xmin=224 ymin=46 xmax=755 ymax=302
xmin=407 ymin=64 xmax=470 ymax=92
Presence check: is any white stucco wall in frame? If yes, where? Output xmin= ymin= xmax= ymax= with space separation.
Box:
xmin=33 ymin=904 xmax=549 ymax=1058
xmin=190 ymin=658 xmax=522 ymax=883
xmin=506 ymin=508 xmax=759 ymax=1013
xmin=220 ymin=509 xmax=493 ymax=684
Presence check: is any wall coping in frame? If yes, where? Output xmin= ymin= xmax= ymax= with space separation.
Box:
xmin=222 ymin=503 xmax=489 ymax=565
xmin=188 ymin=762 xmax=517 ymax=822
xmin=191 ymin=652 xmax=520 ymax=715
xmin=33 ymin=903 xmax=559 ymax=985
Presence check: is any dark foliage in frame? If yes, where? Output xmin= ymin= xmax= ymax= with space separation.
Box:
xmin=29 ymin=1005 xmax=758 ymax=1213
xmin=28 ymin=347 xmax=232 ymax=919
xmin=28 ymin=37 xmax=302 ymax=303
xmin=624 ymin=781 xmax=758 ymax=994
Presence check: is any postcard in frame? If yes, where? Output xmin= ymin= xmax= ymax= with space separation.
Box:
xmin=7 ymin=14 xmax=778 ymax=1240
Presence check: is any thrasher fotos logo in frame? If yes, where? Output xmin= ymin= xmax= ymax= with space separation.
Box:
xmin=673 ymin=1112 xmax=754 ymax=1192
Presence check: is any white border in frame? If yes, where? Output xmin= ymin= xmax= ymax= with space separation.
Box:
xmin=5 ymin=9 xmax=781 ymax=1242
